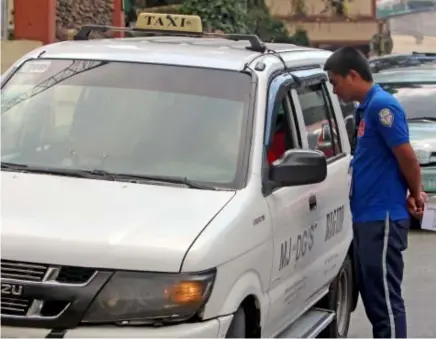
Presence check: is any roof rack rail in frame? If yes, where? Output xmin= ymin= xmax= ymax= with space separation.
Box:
xmin=412 ymin=51 xmax=436 ymax=56
xmin=211 ymin=33 xmax=266 ymax=53
xmin=74 ymin=25 xmax=267 ymax=53
xmin=74 ymin=24 xmax=202 ymax=39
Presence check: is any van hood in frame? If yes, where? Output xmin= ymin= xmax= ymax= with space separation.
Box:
xmin=1 ymin=172 xmax=235 ymax=272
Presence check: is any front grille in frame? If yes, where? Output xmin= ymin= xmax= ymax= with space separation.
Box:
xmin=1 ymin=296 xmax=32 ymax=316
xmin=1 ymin=264 xmax=112 ymax=329
xmin=0 ymin=260 xmax=96 ymax=284
xmin=1 ymin=260 xmax=48 ymax=282
xmin=57 ymin=266 xmax=96 ymax=284
xmin=1 ymin=259 xmax=104 ymax=325
xmin=40 ymin=300 xmax=70 ymax=317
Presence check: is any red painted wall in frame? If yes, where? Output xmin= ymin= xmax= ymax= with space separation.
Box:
xmin=14 ymin=0 xmax=56 ymax=44
xmin=13 ymin=0 xmax=124 ymax=44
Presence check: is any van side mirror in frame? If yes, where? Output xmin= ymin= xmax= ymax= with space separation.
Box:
xmin=269 ymin=149 xmax=327 ymax=187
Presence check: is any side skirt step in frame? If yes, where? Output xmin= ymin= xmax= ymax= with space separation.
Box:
xmin=277 ymin=307 xmax=335 ymax=338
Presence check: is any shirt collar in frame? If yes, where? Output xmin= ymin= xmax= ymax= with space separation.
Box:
xmin=357 ymin=84 xmax=381 ymax=110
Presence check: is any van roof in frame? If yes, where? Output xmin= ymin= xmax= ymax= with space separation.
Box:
xmin=33 ymin=36 xmax=321 ymax=71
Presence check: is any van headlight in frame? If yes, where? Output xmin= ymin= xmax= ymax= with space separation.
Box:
xmin=83 ymin=269 xmax=215 ymax=324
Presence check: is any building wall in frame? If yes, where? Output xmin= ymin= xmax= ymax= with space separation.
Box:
xmin=392 ymin=34 xmax=436 ymax=52
xmin=8 ymin=0 xmax=13 ymax=28
xmin=266 ymin=0 xmax=378 ymax=43
xmin=55 ymin=0 xmax=114 ymax=40
xmin=7 ymin=0 xmax=115 ymax=40
xmin=285 ymin=22 xmax=379 ymax=44
xmin=6 ymin=0 xmax=379 ymax=45
xmin=1 ymin=40 xmax=43 ymax=72
xmin=265 ymin=0 xmax=374 ymax=19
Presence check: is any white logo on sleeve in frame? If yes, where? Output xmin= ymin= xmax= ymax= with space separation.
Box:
xmin=378 ymin=108 xmax=394 ymax=127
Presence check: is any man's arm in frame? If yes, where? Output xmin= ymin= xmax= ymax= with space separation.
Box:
xmin=374 ymin=105 xmax=422 ymax=199
xmin=392 ymin=143 xmax=422 ymax=199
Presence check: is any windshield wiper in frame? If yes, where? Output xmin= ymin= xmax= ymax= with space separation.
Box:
xmin=1 ymin=162 xmax=111 ymax=179
xmin=408 ymin=117 xmax=436 ymax=122
xmin=101 ymin=172 xmax=220 ymax=191
xmin=1 ymin=163 xmax=219 ymax=190
xmin=1 ymin=162 xmax=29 ymax=170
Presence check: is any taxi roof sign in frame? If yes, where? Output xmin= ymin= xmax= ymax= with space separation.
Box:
xmin=136 ymin=13 xmax=203 ymax=34
xmin=73 ymin=18 xmax=266 ymax=53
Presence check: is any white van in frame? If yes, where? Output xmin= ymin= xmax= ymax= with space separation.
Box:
xmin=1 ymin=13 xmax=357 ymax=338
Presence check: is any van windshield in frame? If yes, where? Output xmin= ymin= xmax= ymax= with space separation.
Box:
xmin=1 ymin=59 xmax=252 ymax=188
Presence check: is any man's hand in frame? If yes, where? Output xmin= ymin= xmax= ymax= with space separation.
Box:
xmin=407 ymin=192 xmax=428 ymax=219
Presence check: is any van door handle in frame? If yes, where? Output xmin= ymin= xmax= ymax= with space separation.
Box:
xmin=309 ymin=195 xmax=317 ymax=211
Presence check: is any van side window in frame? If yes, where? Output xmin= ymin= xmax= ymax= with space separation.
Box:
xmin=267 ymin=96 xmax=300 ymax=165
xmin=296 ymin=84 xmax=341 ymax=159
xmin=340 ymin=100 xmax=357 ymax=146
xmin=340 ymin=100 xmax=356 ymax=119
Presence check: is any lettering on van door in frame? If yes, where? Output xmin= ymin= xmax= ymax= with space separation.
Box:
xmin=295 ymin=223 xmax=317 ymax=262
xmin=279 ymin=237 xmax=292 ymax=271
xmin=279 ymin=223 xmax=317 ymax=271
xmin=324 ymin=205 xmax=345 ymax=242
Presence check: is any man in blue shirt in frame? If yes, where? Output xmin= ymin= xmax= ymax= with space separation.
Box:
xmin=324 ymin=47 xmax=424 ymax=338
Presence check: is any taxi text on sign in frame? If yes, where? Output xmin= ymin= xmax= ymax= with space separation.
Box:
xmin=136 ymin=12 xmax=203 ymax=33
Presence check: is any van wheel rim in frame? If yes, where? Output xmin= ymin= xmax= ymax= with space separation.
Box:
xmin=336 ymin=268 xmax=349 ymax=336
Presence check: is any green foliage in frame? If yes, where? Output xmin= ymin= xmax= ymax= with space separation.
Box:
xmin=291 ymin=27 xmax=311 ymax=46
xmin=246 ymin=5 xmax=310 ymax=45
xmin=179 ymin=0 xmax=250 ymax=33
xmin=247 ymin=7 xmax=290 ymax=42
xmin=292 ymin=0 xmax=307 ymax=17
xmin=147 ymin=4 xmax=180 ymax=14
xmin=178 ymin=0 xmax=310 ymax=46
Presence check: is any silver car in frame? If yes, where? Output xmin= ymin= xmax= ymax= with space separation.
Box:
xmin=374 ymin=66 xmax=436 ymax=226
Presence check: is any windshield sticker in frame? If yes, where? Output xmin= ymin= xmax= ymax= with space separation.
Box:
xmin=379 ymin=108 xmax=394 ymax=127
xmin=19 ymin=61 xmax=51 ymax=73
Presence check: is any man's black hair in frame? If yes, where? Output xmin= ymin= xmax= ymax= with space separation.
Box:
xmin=323 ymin=46 xmax=373 ymax=82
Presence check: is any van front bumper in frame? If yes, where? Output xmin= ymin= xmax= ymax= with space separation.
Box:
xmin=1 ymin=315 xmax=233 ymax=338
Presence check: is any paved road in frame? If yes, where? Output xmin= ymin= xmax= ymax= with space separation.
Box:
xmin=349 ymin=229 xmax=436 ymax=338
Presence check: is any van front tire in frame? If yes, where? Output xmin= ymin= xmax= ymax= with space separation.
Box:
xmin=319 ymin=254 xmax=353 ymax=338
xmin=226 ymin=307 xmax=246 ymax=338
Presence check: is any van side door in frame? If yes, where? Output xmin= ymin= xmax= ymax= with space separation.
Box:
xmin=291 ymin=68 xmax=353 ymax=308
xmin=262 ymin=72 xmax=321 ymax=337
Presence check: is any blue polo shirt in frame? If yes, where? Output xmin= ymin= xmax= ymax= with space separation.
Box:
xmin=350 ymin=84 xmax=409 ymax=223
